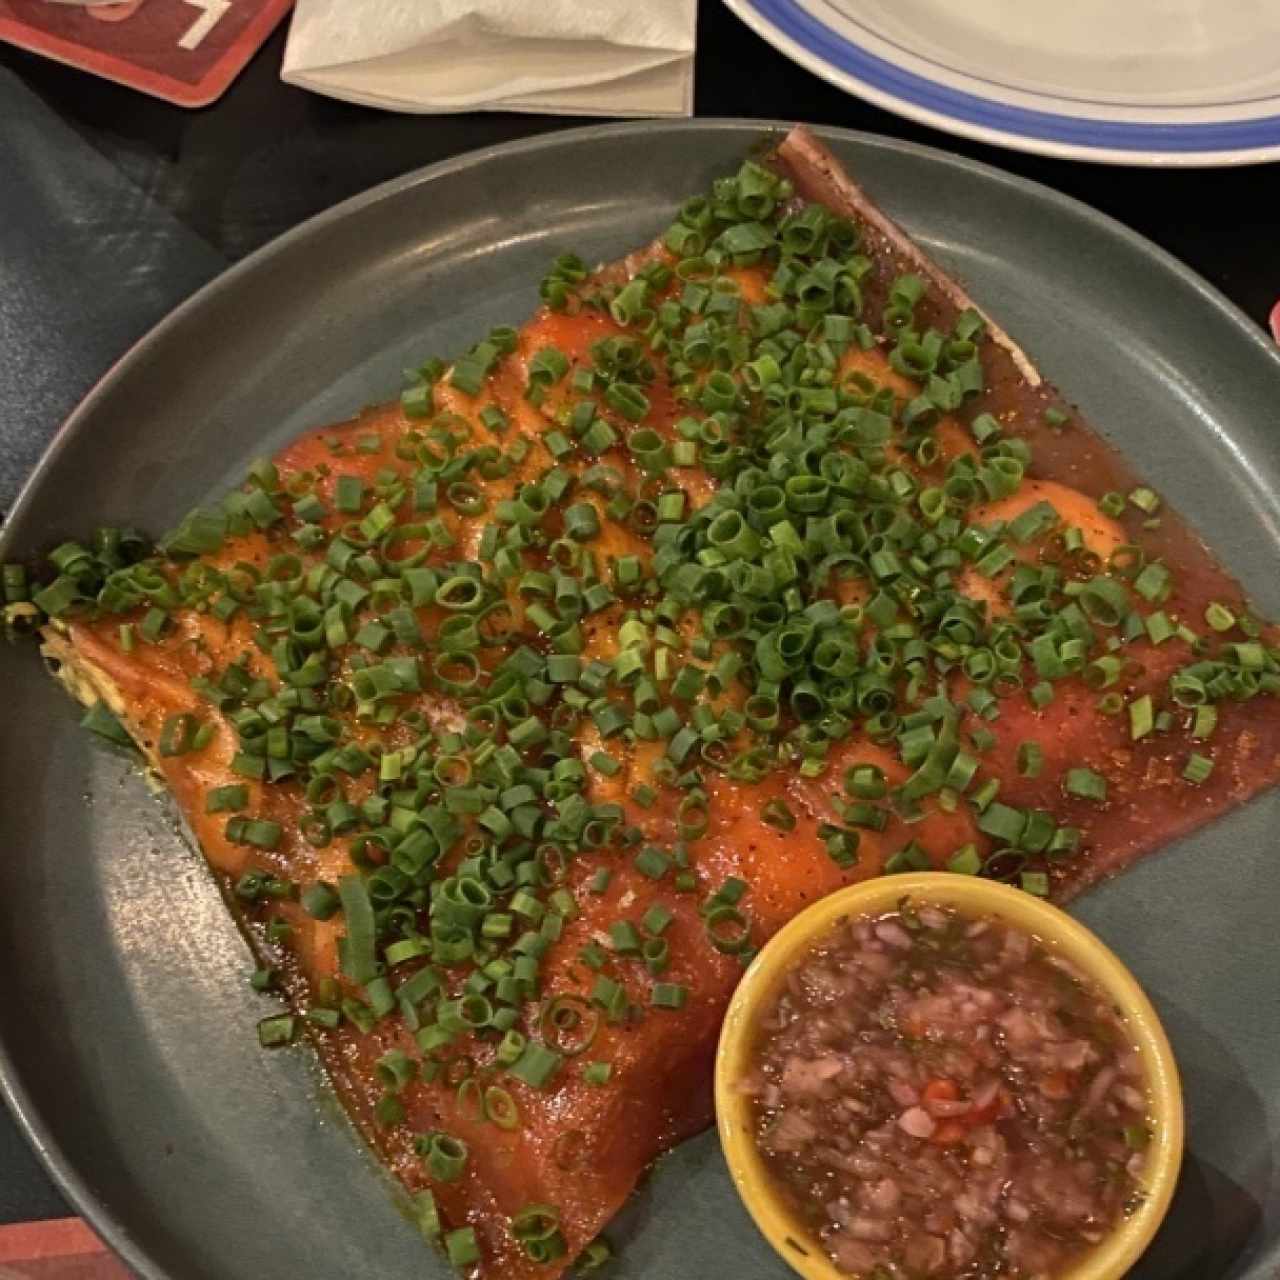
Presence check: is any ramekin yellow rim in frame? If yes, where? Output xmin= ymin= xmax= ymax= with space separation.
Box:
xmin=715 ymin=873 xmax=1183 ymax=1280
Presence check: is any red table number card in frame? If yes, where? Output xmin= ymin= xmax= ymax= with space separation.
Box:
xmin=0 ymin=1217 xmax=131 ymax=1279
xmin=0 ymin=0 xmax=293 ymax=107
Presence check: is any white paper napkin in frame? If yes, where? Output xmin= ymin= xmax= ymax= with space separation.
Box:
xmin=281 ymin=0 xmax=697 ymax=117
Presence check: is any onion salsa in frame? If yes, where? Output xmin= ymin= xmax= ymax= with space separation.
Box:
xmin=740 ymin=899 xmax=1153 ymax=1277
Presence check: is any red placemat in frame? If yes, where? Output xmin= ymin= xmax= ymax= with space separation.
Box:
xmin=0 ymin=1219 xmax=130 ymax=1280
xmin=0 ymin=0 xmax=292 ymax=107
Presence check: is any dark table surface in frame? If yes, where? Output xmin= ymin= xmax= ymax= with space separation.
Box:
xmin=1 ymin=0 xmax=1278 ymax=1234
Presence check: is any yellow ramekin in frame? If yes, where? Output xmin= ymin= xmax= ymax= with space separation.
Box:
xmin=716 ymin=873 xmax=1183 ymax=1280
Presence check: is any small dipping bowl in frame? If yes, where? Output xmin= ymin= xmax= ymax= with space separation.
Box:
xmin=715 ymin=873 xmax=1183 ymax=1280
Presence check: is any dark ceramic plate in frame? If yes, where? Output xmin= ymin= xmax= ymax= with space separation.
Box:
xmin=1 ymin=121 xmax=1277 ymax=1280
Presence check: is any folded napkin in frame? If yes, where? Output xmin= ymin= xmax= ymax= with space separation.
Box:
xmin=281 ymin=0 xmax=696 ymax=117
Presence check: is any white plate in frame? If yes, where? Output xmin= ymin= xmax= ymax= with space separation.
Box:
xmin=724 ymin=0 xmax=1280 ymax=165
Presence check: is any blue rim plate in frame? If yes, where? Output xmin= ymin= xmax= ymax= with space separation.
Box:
xmin=724 ymin=0 xmax=1280 ymax=166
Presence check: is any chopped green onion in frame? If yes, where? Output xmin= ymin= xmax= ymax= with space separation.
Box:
xmin=420 ymin=1131 xmax=468 ymax=1182
xmin=80 ymin=702 xmax=134 ymax=747
xmin=1064 ymin=767 xmax=1108 ymax=803
xmin=1128 ymin=695 xmax=1154 ymax=741
xmin=1191 ymin=705 xmax=1218 ymax=740
xmin=608 ymin=920 xmax=642 ymax=954
xmin=650 ymin=983 xmax=687 ymax=1010
xmin=1204 ymin=602 xmax=1236 ymax=632
xmin=412 ymin=1190 xmax=441 ymax=1241
xmin=301 ymin=881 xmax=340 ymax=920
xmin=508 ymin=1042 xmax=563 ymax=1089
xmin=338 ymin=874 xmax=379 ymax=985
xmin=1020 ymin=871 xmax=1050 ymax=897
xmin=257 ymin=1014 xmax=296 ymax=1048
xmin=445 ymin=1227 xmax=480 ymax=1269
xmin=1182 ymin=753 xmax=1213 ymax=784
xmin=581 ymin=1061 xmax=612 ymax=1086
